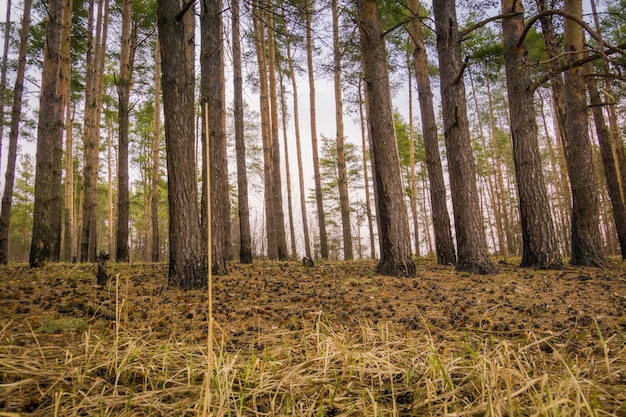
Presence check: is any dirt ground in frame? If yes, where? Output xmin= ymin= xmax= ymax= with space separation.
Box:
xmin=1 ymin=257 xmax=625 ymax=350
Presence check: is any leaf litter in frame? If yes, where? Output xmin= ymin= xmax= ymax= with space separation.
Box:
xmin=1 ymin=258 xmax=625 ymax=415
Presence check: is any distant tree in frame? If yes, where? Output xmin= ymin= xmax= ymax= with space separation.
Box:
xmin=357 ymin=0 xmax=416 ymax=277
xmin=433 ymin=0 xmax=497 ymax=274
xmin=30 ymin=0 xmax=65 ymax=267
xmin=9 ymin=154 xmax=35 ymax=262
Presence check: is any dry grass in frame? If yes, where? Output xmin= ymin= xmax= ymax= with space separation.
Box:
xmin=1 ymin=312 xmax=625 ymax=416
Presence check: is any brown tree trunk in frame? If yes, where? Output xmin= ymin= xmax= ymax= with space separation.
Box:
xmin=201 ymin=0 xmax=229 ymax=274
xmin=407 ymin=0 xmax=456 ymax=265
xmin=157 ymin=0 xmax=206 ymax=289
xmin=107 ymin=116 xmax=114 ymax=257
xmin=0 ymin=0 xmax=11 ymax=164
xmin=278 ymin=64 xmax=297 ymax=258
xmin=501 ymin=0 xmax=562 ymax=269
xmin=252 ymin=0 xmax=277 ymax=259
xmin=332 ymin=0 xmax=353 ymax=260
xmin=433 ymin=0 xmax=497 ymax=274
xmin=562 ymin=0 xmax=606 ymax=267
xmin=266 ymin=9 xmax=287 ymax=261
xmin=151 ymin=39 xmax=161 ymax=262
xmin=586 ymin=65 xmax=626 ymax=258
xmin=358 ymin=78 xmax=376 ymax=259
xmin=232 ymin=0 xmax=252 ymax=264
xmin=116 ymin=0 xmax=132 ymax=262
xmin=285 ymin=15 xmax=312 ymax=259
xmin=407 ymin=53 xmax=421 ymax=258
xmin=0 ymin=0 xmax=32 ymax=264
xmin=357 ymin=0 xmax=416 ymax=277
xmin=306 ymin=0 xmax=329 ymax=259
xmin=60 ymin=0 xmax=73 ymax=262
xmin=30 ymin=0 xmax=64 ymax=267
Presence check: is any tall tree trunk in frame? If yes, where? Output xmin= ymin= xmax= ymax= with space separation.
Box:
xmin=305 ymin=0 xmax=329 ymax=259
xmin=285 ymin=14 xmax=312 ymax=259
xmin=358 ymin=77 xmax=376 ymax=259
xmin=0 ymin=0 xmax=32 ymax=264
xmin=357 ymin=0 xmax=416 ymax=277
xmin=407 ymin=52 xmax=421 ymax=257
xmin=59 ymin=0 xmax=73 ymax=262
xmin=562 ymin=0 xmax=605 ymax=267
xmin=433 ymin=0 xmax=497 ymax=274
xmin=81 ymin=0 xmax=108 ymax=262
xmin=501 ymin=0 xmax=562 ymax=269
xmin=232 ymin=0 xmax=252 ymax=264
xmin=0 ymin=0 xmax=11 ymax=164
xmin=278 ymin=64 xmax=297 ymax=258
xmin=201 ymin=0 xmax=229 ymax=274
xmin=332 ymin=0 xmax=353 ymax=260
xmin=116 ymin=0 xmax=132 ymax=262
xmin=30 ymin=0 xmax=64 ymax=267
xmin=252 ymin=0 xmax=277 ymax=259
xmin=586 ymin=65 xmax=626 ymax=258
xmin=107 ymin=116 xmax=114 ymax=257
xmin=151 ymin=39 xmax=161 ymax=262
xmin=407 ymin=0 xmax=456 ymax=265
xmin=266 ymin=8 xmax=287 ymax=261
xmin=157 ymin=0 xmax=206 ymax=289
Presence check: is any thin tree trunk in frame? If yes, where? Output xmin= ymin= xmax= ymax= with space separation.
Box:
xmin=107 ymin=116 xmax=114 ymax=257
xmin=157 ymin=0 xmax=206 ymax=289
xmin=266 ymin=8 xmax=287 ymax=261
xmin=358 ymin=0 xmax=416 ymax=277
xmin=285 ymin=13 xmax=311 ymax=259
xmin=232 ymin=0 xmax=251 ymax=264
xmin=278 ymin=64 xmax=297 ymax=258
xmin=0 ymin=0 xmax=32 ymax=264
xmin=252 ymin=0 xmax=277 ymax=259
xmin=30 ymin=0 xmax=64 ymax=267
xmin=586 ymin=64 xmax=626 ymax=258
xmin=358 ymin=77 xmax=376 ymax=259
xmin=151 ymin=39 xmax=161 ymax=262
xmin=501 ymin=0 xmax=562 ymax=269
xmin=0 ymin=0 xmax=11 ymax=164
xmin=332 ymin=0 xmax=353 ymax=260
xmin=116 ymin=0 xmax=132 ymax=262
xmin=433 ymin=0 xmax=497 ymax=274
xmin=407 ymin=0 xmax=456 ymax=265
xmin=407 ymin=48 xmax=420 ymax=257
xmin=201 ymin=0 xmax=229 ymax=274
xmin=306 ymin=0 xmax=329 ymax=259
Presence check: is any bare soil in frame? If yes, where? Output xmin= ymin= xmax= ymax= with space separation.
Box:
xmin=1 ymin=257 xmax=626 ymax=414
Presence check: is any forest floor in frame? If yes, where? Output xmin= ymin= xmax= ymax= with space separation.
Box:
xmin=1 ymin=257 xmax=626 ymax=416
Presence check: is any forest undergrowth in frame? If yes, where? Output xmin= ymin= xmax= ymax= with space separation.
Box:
xmin=1 ymin=258 xmax=625 ymax=416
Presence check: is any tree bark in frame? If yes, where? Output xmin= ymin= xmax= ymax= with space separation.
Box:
xmin=0 ymin=0 xmax=11 ymax=164
xmin=201 ymin=0 xmax=229 ymax=274
xmin=0 ymin=0 xmax=32 ymax=264
xmin=266 ymin=8 xmax=288 ymax=261
xmin=305 ymin=0 xmax=329 ymax=259
xmin=116 ymin=0 xmax=133 ymax=262
xmin=157 ymin=0 xmax=206 ymax=289
xmin=61 ymin=0 xmax=74 ymax=262
xmin=30 ymin=0 xmax=64 ymax=267
xmin=501 ymin=0 xmax=562 ymax=269
xmin=562 ymin=0 xmax=606 ymax=267
xmin=407 ymin=0 xmax=456 ymax=265
xmin=358 ymin=78 xmax=376 ymax=259
xmin=151 ymin=39 xmax=161 ymax=262
xmin=252 ymin=0 xmax=277 ymax=259
xmin=586 ymin=66 xmax=626 ymax=258
xmin=285 ymin=13 xmax=312 ymax=260
xmin=332 ymin=0 xmax=353 ymax=260
xmin=433 ymin=0 xmax=497 ymax=274
xmin=357 ymin=0 xmax=416 ymax=277
xmin=232 ymin=0 xmax=252 ymax=264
